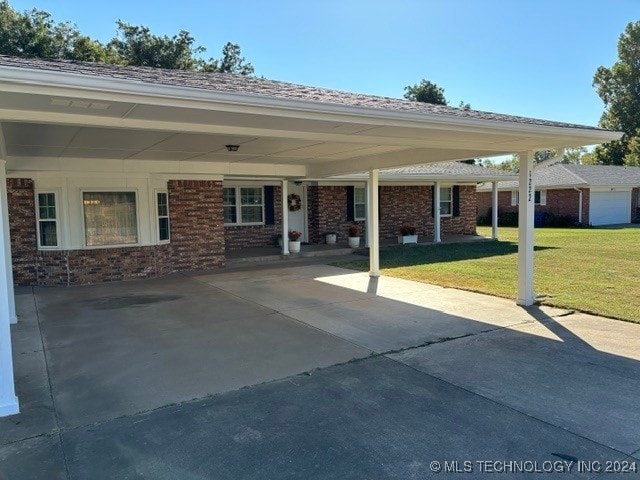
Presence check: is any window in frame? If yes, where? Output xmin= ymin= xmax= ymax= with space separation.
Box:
xmin=36 ymin=192 xmax=58 ymax=248
xmin=440 ymin=187 xmax=453 ymax=216
xmin=83 ymin=192 xmax=138 ymax=246
xmin=223 ymin=186 xmax=264 ymax=224
xmin=223 ymin=187 xmax=237 ymax=224
xmin=512 ymin=190 xmax=546 ymax=206
xmin=354 ymin=187 xmax=366 ymax=220
xmin=156 ymin=192 xmax=170 ymax=243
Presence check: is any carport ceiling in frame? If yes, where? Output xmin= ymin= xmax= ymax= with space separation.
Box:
xmin=0 ymin=66 xmax=622 ymax=177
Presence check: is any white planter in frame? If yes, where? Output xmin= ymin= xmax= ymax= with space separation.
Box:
xmin=288 ymin=240 xmax=301 ymax=253
xmin=398 ymin=235 xmax=418 ymax=244
xmin=348 ymin=236 xmax=361 ymax=249
xmin=278 ymin=237 xmax=283 ymax=247
xmin=325 ymin=233 xmax=337 ymax=245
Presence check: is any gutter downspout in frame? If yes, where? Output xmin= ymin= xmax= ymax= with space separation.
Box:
xmin=573 ymin=187 xmax=583 ymax=224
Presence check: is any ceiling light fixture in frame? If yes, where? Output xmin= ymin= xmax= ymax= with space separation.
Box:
xmin=226 ymin=144 xmax=240 ymax=152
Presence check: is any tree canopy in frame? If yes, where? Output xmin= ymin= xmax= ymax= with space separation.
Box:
xmin=482 ymin=147 xmax=592 ymax=172
xmin=0 ymin=1 xmax=254 ymax=74
xmin=592 ymin=21 xmax=640 ymax=165
xmin=404 ymin=79 xmax=447 ymax=105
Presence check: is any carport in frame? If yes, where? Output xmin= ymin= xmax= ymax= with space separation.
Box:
xmin=0 ymin=56 xmax=623 ymax=417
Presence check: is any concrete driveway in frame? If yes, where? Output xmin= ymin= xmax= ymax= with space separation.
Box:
xmin=1 ymin=261 xmax=639 ymax=479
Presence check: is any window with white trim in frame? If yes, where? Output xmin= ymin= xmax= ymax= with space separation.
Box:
xmin=36 ymin=192 xmax=59 ymax=249
xmin=511 ymin=190 xmax=547 ymax=206
xmin=83 ymin=192 xmax=138 ymax=246
xmin=223 ymin=186 xmax=264 ymax=225
xmin=156 ymin=191 xmax=170 ymax=243
xmin=440 ymin=187 xmax=453 ymax=216
xmin=354 ymin=187 xmax=366 ymax=220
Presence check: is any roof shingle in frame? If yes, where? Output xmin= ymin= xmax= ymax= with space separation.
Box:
xmin=0 ymin=55 xmax=606 ymax=132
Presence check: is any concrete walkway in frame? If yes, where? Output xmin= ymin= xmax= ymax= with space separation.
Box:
xmin=2 ymin=262 xmax=639 ymax=478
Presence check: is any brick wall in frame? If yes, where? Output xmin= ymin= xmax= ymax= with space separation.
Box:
xmin=167 ymin=180 xmax=225 ymax=270
xmin=34 ymin=246 xmax=172 ymax=286
xmin=477 ymin=188 xmax=590 ymax=224
xmin=7 ymin=178 xmax=38 ymax=285
xmin=632 ymin=188 xmax=639 ymax=223
xmin=225 ymin=186 xmax=282 ymax=250
xmin=308 ymin=184 xmax=476 ymax=242
xmin=307 ymin=185 xmax=365 ymax=243
xmin=7 ymin=178 xmax=226 ymax=286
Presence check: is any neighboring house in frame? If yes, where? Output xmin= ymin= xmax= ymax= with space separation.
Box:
xmin=477 ymin=164 xmax=640 ymax=226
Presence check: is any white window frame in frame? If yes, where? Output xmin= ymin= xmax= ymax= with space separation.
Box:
xmin=80 ymin=189 xmax=141 ymax=249
xmin=35 ymin=190 xmax=61 ymax=250
xmin=223 ymin=185 xmax=265 ymax=226
xmin=353 ymin=187 xmax=366 ymax=221
xmin=512 ymin=189 xmax=547 ymax=206
xmin=440 ymin=186 xmax=453 ymax=217
xmin=155 ymin=190 xmax=170 ymax=244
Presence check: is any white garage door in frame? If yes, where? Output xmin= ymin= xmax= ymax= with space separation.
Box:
xmin=590 ymin=190 xmax=631 ymax=226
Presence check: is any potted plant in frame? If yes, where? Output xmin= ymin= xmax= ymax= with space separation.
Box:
xmin=348 ymin=225 xmax=360 ymax=249
xmin=288 ymin=230 xmax=302 ymax=253
xmin=325 ymin=231 xmax=337 ymax=245
xmin=398 ymin=225 xmax=418 ymax=244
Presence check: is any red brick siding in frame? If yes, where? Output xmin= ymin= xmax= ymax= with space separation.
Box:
xmin=7 ymin=178 xmax=38 ymax=285
xmin=167 ymin=180 xmax=225 ymax=270
xmin=7 ymin=178 xmax=226 ymax=286
xmin=307 ymin=185 xmax=365 ymax=243
xmin=477 ymin=188 xmax=590 ymax=224
xmin=34 ymin=245 xmax=172 ymax=286
xmin=225 ymin=186 xmax=282 ymax=250
xmin=308 ymin=184 xmax=476 ymax=242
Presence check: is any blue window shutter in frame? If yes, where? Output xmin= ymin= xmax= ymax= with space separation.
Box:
xmin=346 ymin=186 xmax=354 ymax=221
xmin=453 ymin=186 xmax=460 ymax=217
xmin=264 ymin=186 xmax=275 ymax=225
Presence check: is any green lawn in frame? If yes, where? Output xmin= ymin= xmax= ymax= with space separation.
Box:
xmin=335 ymin=226 xmax=640 ymax=323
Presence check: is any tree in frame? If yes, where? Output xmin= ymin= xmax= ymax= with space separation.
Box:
xmin=404 ymin=79 xmax=447 ymax=105
xmin=108 ymin=21 xmax=203 ymax=70
xmin=0 ymin=1 xmax=112 ymax=62
xmin=482 ymin=147 xmax=589 ymax=172
xmin=592 ymin=21 xmax=640 ymax=165
xmin=0 ymin=1 xmax=254 ymax=74
xmin=203 ymin=42 xmax=254 ymax=75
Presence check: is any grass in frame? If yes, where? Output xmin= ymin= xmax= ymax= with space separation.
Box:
xmin=334 ymin=226 xmax=640 ymax=323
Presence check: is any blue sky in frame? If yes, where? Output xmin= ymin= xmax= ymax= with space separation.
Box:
xmin=9 ymin=0 xmax=639 ymax=128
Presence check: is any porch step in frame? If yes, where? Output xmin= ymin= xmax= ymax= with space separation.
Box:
xmin=226 ymin=247 xmax=355 ymax=267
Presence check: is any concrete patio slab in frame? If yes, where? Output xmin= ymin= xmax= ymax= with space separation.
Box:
xmin=389 ymin=310 xmax=640 ymax=456
xmin=31 ymin=274 xmax=370 ymax=429
xmin=60 ymin=357 xmax=625 ymax=480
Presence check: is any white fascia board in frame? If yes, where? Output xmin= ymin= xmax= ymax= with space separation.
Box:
xmin=0 ymin=65 xmax=624 ymax=142
xmin=477 ymin=183 xmax=589 ymax=192
xmin=6 ymin=156 xmax=307 ymax=178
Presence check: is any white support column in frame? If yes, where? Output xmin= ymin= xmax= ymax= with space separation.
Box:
xmin=491 ymin=181 xmax=499 ymax=240
xmin=368 ymin=169 xmax=380 ymax=277
xmin=434 ymin=181 xmax=441 ymax=243
xmin=281 ymin=180 xmax=289 ymax=256
xmin=364 ymin=180 xmax=371 ymax=248
xmin=517 ymin=151 xmax=535 ymax=306
xmin=0 ymin=160 xmax=18 ymax=417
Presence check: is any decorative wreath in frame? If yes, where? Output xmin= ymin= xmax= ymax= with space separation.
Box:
xmin=288 ymin=193 xmax=302 ymax=212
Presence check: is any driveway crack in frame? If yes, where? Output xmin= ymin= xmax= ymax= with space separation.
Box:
xmin=33 ymin=288 xmax=72 ymax=480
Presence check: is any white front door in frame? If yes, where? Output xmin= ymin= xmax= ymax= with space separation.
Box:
xmin=287 ymin=182 xmax=307 ymax=242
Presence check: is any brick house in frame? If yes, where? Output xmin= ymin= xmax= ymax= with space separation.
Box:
xmin=477 ymin=164 xmax=640 ymax=226
xmin=0 ymin=56 xmax=623 ymax=416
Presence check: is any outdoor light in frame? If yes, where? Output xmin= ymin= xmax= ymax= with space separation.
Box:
xmin=226 ymin=144 xmax=240 ymax=152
